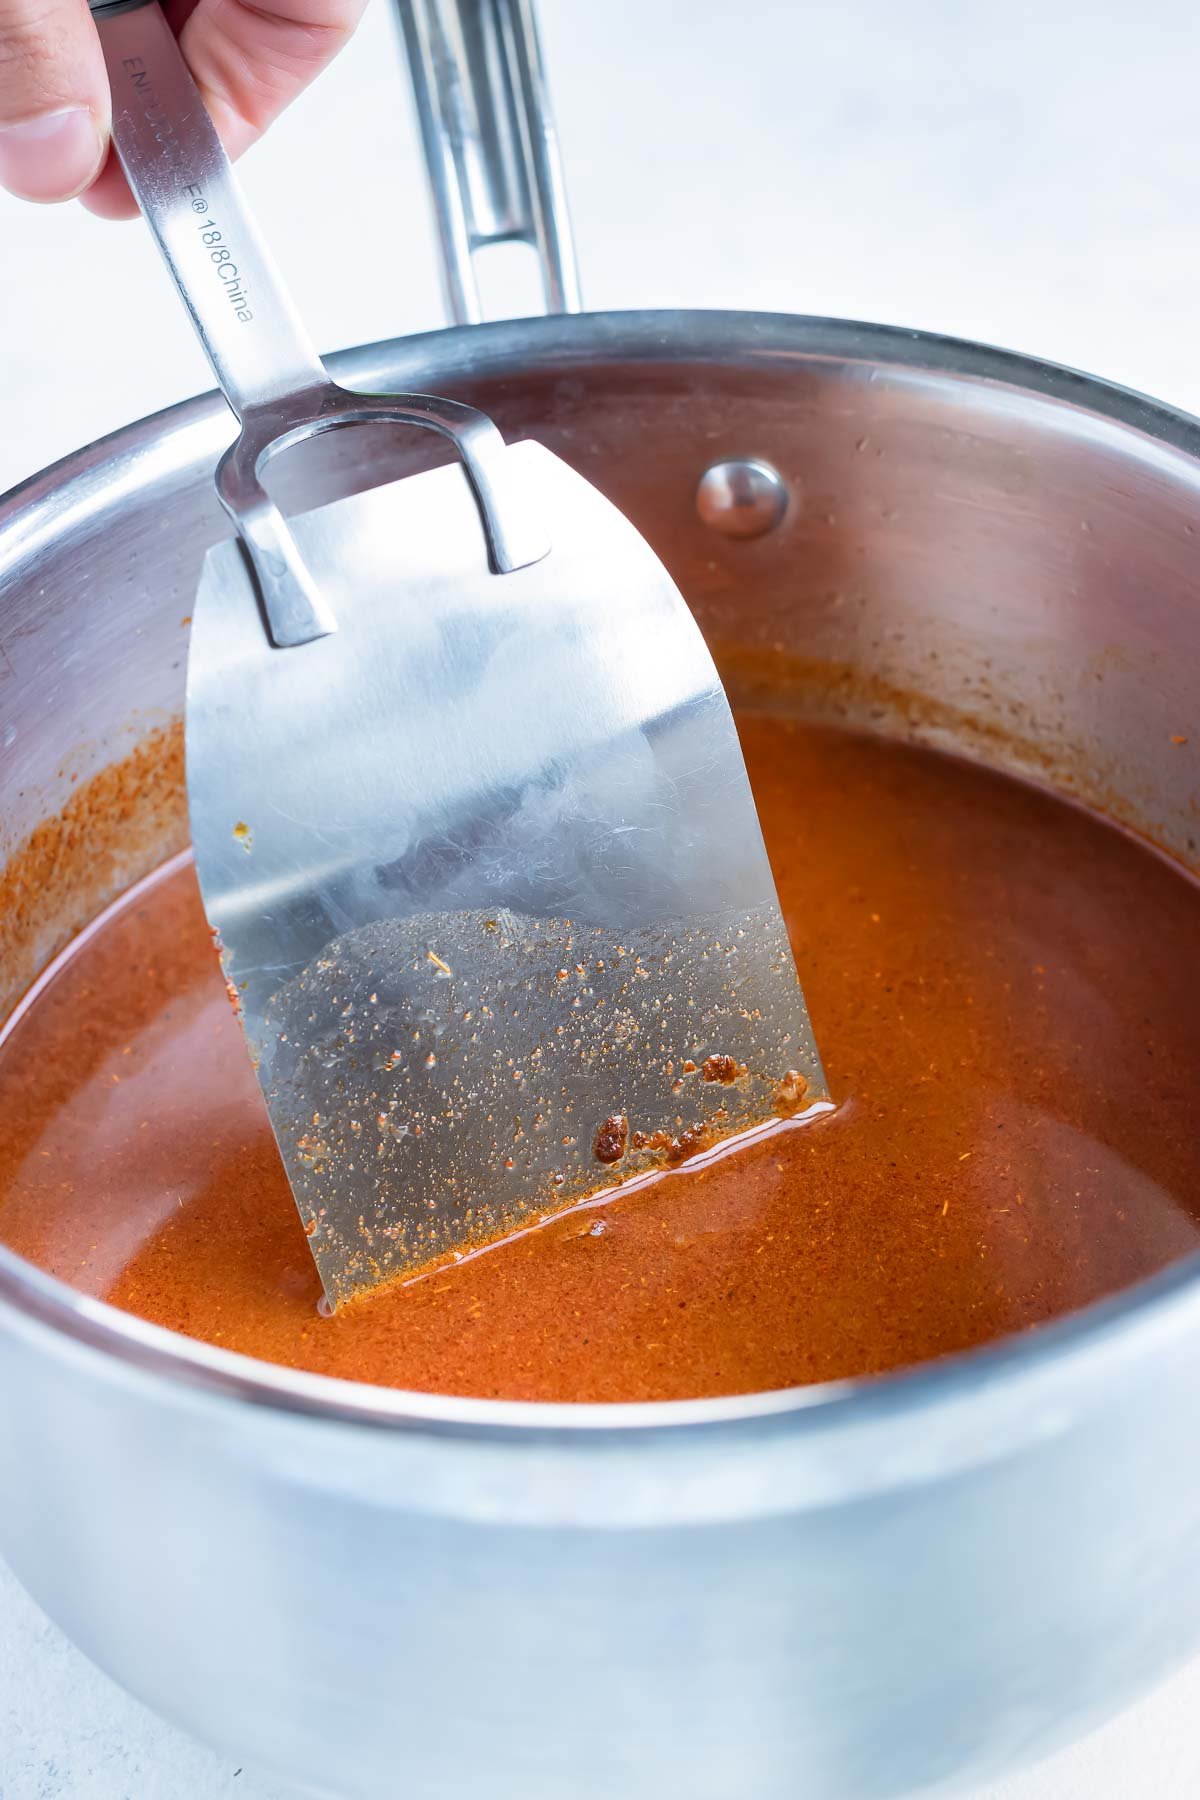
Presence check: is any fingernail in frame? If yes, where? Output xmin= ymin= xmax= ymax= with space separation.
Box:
xmin=0 ymin=108 xmax=105 ymax=203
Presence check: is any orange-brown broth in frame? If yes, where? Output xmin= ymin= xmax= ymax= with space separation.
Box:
xmin=3 ymin=717 xmax=1200 ymax=1401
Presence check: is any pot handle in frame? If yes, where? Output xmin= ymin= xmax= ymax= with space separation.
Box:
xmin=395 ymin=0 xmax=582 ymax=324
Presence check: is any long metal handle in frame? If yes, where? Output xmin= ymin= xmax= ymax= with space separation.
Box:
xmin=397 ymin=0 xmax=582 ymax=324
xmin=89 ymin=0 xmax=332 ymax=421
xmin=88 ymin=0 xmax=548 ymax=649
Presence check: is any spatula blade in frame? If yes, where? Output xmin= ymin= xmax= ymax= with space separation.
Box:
xmin=187 ymin=442 xmax=830 ymax=1304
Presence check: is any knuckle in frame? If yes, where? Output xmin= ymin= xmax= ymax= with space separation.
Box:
xmin=0 ymin=8 xmax=78 ymax=105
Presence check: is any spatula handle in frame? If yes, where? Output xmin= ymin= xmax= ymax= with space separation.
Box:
xmin=87 ymin=0 xmax=547 ymax=650
xmin=88 ymin=0 xmax=332 ymax=423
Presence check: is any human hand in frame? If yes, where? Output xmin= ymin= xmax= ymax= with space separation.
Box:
xmin=0 ymin=0 xmax=367 ymax=215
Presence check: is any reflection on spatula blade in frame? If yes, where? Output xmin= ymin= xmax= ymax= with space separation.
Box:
xmin=188 ymin=442 xmax=830 ymax=1304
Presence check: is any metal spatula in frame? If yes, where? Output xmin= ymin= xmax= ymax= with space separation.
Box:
xmin=93 ymin=0 xmax=830 ymax=1306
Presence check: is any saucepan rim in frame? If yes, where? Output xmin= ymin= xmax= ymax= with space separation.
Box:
xmin=3 ymin=307 xmax=1200 ymax=1439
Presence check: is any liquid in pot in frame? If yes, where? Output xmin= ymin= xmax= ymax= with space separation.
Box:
xmin=2 ymin=715 xmax=1199 ymax=1401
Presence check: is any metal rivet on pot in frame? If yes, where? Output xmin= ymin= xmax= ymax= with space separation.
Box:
xmin=696 ymin=459 xmax=789 ymax=539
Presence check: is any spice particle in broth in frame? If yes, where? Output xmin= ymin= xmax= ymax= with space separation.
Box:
xmin=593 ymin=1114 xmax=629 ymax=1164
xmin=3 ymin=715 xmax=1200 ymax=1403
xmin=701 ymin=1054 xmax=747 ymax=1084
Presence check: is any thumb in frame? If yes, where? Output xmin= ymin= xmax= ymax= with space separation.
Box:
xmin=0 ymin=0 xmax=108 ymax=201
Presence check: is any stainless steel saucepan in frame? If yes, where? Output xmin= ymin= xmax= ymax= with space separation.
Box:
xmin=2 ymin=4 xmax=1200 ymax=1795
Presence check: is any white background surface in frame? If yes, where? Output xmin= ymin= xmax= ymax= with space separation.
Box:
xmin=3 ymin=0 xmax=1200 ymax=1793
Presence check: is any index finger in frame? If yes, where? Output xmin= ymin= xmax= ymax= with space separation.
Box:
xmin=84 ymin=0 xmax=366 ymax=218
